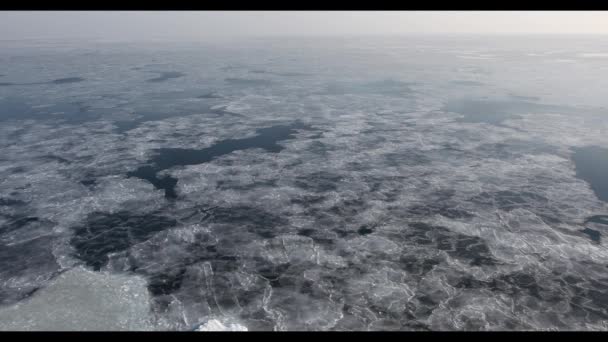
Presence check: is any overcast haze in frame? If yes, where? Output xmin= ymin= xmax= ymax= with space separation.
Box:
xmin=1 ymin=11 xmax=608 ymax=41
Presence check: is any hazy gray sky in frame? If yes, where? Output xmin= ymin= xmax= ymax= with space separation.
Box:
xmin=1 ymin=11 xmax=608 ymax=40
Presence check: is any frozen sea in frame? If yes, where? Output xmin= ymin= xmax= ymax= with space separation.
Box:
xmin=1 ymin=35 xmax=608 ymax=330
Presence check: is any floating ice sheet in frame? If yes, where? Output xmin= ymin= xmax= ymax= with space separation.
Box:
xmin=0 ymin=266 xmax=154 ymax=331
xmin=2 ymin=36 xmax=608 ymax=331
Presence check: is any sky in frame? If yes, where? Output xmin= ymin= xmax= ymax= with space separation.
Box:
xmin=0 ymin=11 xmax=608 ymax=41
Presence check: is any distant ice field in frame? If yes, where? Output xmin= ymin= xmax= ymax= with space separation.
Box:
xmin=1 ymin=35 xmax=608 ymax=331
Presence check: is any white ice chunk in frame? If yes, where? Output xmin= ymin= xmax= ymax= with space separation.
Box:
xmin=194 ymin=318 xmax=248 ymax=331
xmin=0 ymin=266 xmax=154 ymax=331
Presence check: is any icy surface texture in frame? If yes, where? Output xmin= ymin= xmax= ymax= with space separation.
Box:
xmin=194 ymin=318 xmax=248 ymax=331
xmin=0 ymin=266 xmax=154 ymax=331
xmin=1 ymin=35 xmax=608 ymax=330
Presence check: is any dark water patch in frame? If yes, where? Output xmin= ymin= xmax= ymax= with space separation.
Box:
xmin=581 ymin=215 xmax=608 ymax=243
xmin=146 ymin=71 xmax=185 ymax=83
xmin=290 ymin=194 xmax=327 ymax=207
xmin=444 ymin=99 xmax=522 ymax=124
xmin=249 ymin=69 xmax=309 ymax=77
xmin=147 ymin=269 xmax=187 ymax=296
xmin=383 ymin=151 xmax=430 ymax=167
xmin=197 ymin=92 xmax=222 ymax=99
xmin=0 ymin=98 xmax=36 ymax=121
xmin=70 ymin=211 xmax=178 ymax=270
xmin=173 ymin=206 xmax=219 ymax=223
xmin=334 ymin=228 xmax=356 ymax=239
xmin=172 ymin=264 xmax=246 ymax=315
xmin=0 ymin=98 xmax=108 ymax=124
xmin=0 ymin=216 xmax=40 ymax=235
xmin=0 ymin=235 xmax=59 ymax=306
xmin=225 ymin=78 xmax=273 ymax=86
xmin=423 ymin=189 xmax=454 ymax=203
xmin=215 ymin=179 xmax=277 ymax=192
xmin=360 ymin=127 xmax=411 ymax=135
xmin=297 ymin=228 xmax=316 ymax=237
xmin=134 ymin=103 xmax=213 ymax=121
xmin=443 ymin=98 xmax=562 ymax=125
xmin=450 ymin=275 xmax=492 ymax=290
xmin=40 ymin=155 xmax=70 ymax=164
xmin=305 ymin=140 xmax=332 ymax=157
xmin=257 ymin=263 xmax=291 ymax=285
xmin=50 ymin=77 xmax=84 ymax=84
xmin=399 ymin=255 xmax=441 ymax=276
xmin=450 ymin=80 xmax=484 ymax=86
xmin=536 ymin=212 xmax=562 ymax=225
xmin=152 ymin=122 xmax=308 ymax=169
xmin=327 ymin=198 xmax=367 ymax=219
xmin=509 ymin=94 xmax=541 ymax=101
xmin=8 ymin=166 xmax=25 ymax=174
xmin=564 ymin=279 xmax=608 ymax=321
xmin=0 ymin=198 xmax=25 ymax=206
xmin=80 ymin=179 xmax=97 ymax=187
xmin=469 ymin=190 xmax=563 ymax=226
xmin=44 ymin=102 xmax=103 ymax=125
xmin=452 ymin=272 xmax=608 ymax=323
xmin=324 ymin=79 xmax=415 ymax=97
xmin=142 ymin=90 xmax=211 ymax=101
xmin=207 ymin=206 xmax=289 ymax=239
xmin=357 ymin=225 xmax=374 ymax=236
xmin=452 ymin=236 xmax=497 ymax=266
xmin=572 ymin=146 xmax=608 ymax=202
xmin=294 ymin=171 xmax=343 ymax=193
xmin=141 ymin=63 xmax=171 ymax=69
xmin=220 ymin=65 xmax=244 ymax=71
xmin=585 ymin=215 xmax=608 ymax=225
xmin=407 ymin=189 xmax=473 ymax=220
xmin=275 ymin=72 xmax=310 ymax=77
xmin=210 ymin=106 xmax=245 ymax=118
xmin=127 ymin=166 xmax=178 ymax=199
xmin=405 ymin=222 xmax=497 ymax=266
xmin=451 ymin=271 xmax=543 ymax=299
xmin=128 ymin=122 xmax=310 ymax=198
xmin=45 ymin=102 xmax=85 ymax=115
xmin=0 ymin=77 xmax=84 ymax=86
xmin=114 ymin=225 xmax=241 ymax=298
xmin=407 ymin=204 xmax=474 ymax=220
xmin=582 ymin=227 xmax=601 ymax=243
xmin=113 ymin=102 xmax=214 ymax=133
